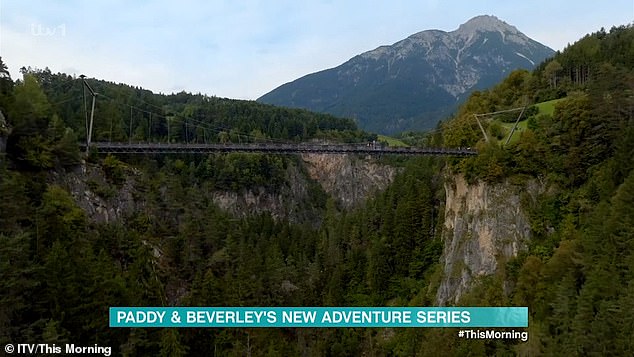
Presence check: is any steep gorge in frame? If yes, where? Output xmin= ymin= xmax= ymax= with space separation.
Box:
xmin=54 ymin=154 xmax=398 ymax=225
xmin=54 ymin=155 xmax=538 ymax=308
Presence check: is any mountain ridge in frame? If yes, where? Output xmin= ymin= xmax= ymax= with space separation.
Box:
xmin=258 ymin=15 xmax=555 ymax=134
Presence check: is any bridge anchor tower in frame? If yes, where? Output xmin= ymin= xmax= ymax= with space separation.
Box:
xmin=80 ymin=75 xmax=97 ymax=154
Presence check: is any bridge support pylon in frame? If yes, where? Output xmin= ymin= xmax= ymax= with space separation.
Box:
xmin=80 ymin=75 xmax=97 ymax=154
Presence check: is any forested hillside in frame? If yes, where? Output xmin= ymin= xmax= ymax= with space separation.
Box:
xmin=438 ymin=24 xmax=634 ymax=355
xmin=1 ymin=24 xmax=633 ymax=356
xmin=0 ymin=58 xmax=444 ymax=355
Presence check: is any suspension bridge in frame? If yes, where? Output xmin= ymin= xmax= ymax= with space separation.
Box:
xmin=77 ymin=77 xmax=478 ymax=157
xmin=81 ymin=142 xmax=477 ymax=156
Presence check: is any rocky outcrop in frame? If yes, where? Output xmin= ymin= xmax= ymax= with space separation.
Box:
xmin=54 ymin=162 xmax=314 ymax=225
xmin=213 ymin=154 xmax=398 ymax=218
xmin=437 ymin=174 xmax=544 ymax=305
xmin=301 ymin=153 xmax=398 ymax=209
xmin=53 ymin=154 xmax=397 ymax=225
xmin=50 ymin=163 xmax=139 ymax=223
xmin=211 ymin=163 xmax=322 ymax=224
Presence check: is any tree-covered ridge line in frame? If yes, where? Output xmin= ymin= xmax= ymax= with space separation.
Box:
xmin=25 ymin=67 xmax=375 ymax=145
xmin=1 ymin=58 xmax=378 ymax=170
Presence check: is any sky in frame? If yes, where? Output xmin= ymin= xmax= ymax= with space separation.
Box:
xmin=1 ymin=1 xmax=633 ymax=100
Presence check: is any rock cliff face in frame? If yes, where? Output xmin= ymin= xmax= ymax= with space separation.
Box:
xmin=301 ymin=153 xmax=398 ymax=209
xmin=55 ymin=155 xmax=397 ymax=225
xmin=50 ymin=163 xmax=139 ymax=223
xmin=437 ymin=174 xmax=543 ymax=305
xmin=212 ymin=155 xmax=397 ymax=219
xmin=211 ymin=163 xmax=320 ymax=224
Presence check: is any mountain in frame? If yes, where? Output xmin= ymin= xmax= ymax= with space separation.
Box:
xmin=258 ymin=15 xmax=555 ymax=134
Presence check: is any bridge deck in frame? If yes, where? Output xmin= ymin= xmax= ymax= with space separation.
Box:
xmin=82 ymin=142 xmax=477 ymax=156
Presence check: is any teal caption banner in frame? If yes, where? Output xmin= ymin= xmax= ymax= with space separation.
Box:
xmin=110 ymin=307 xmax=527 ymax=328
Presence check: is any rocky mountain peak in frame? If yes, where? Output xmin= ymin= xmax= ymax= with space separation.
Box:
xmin=456 ymin=15 xmax=520 ymax=35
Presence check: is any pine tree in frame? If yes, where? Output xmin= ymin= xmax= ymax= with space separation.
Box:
xmin=159 ymin=329 xmax=188 ymax=357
